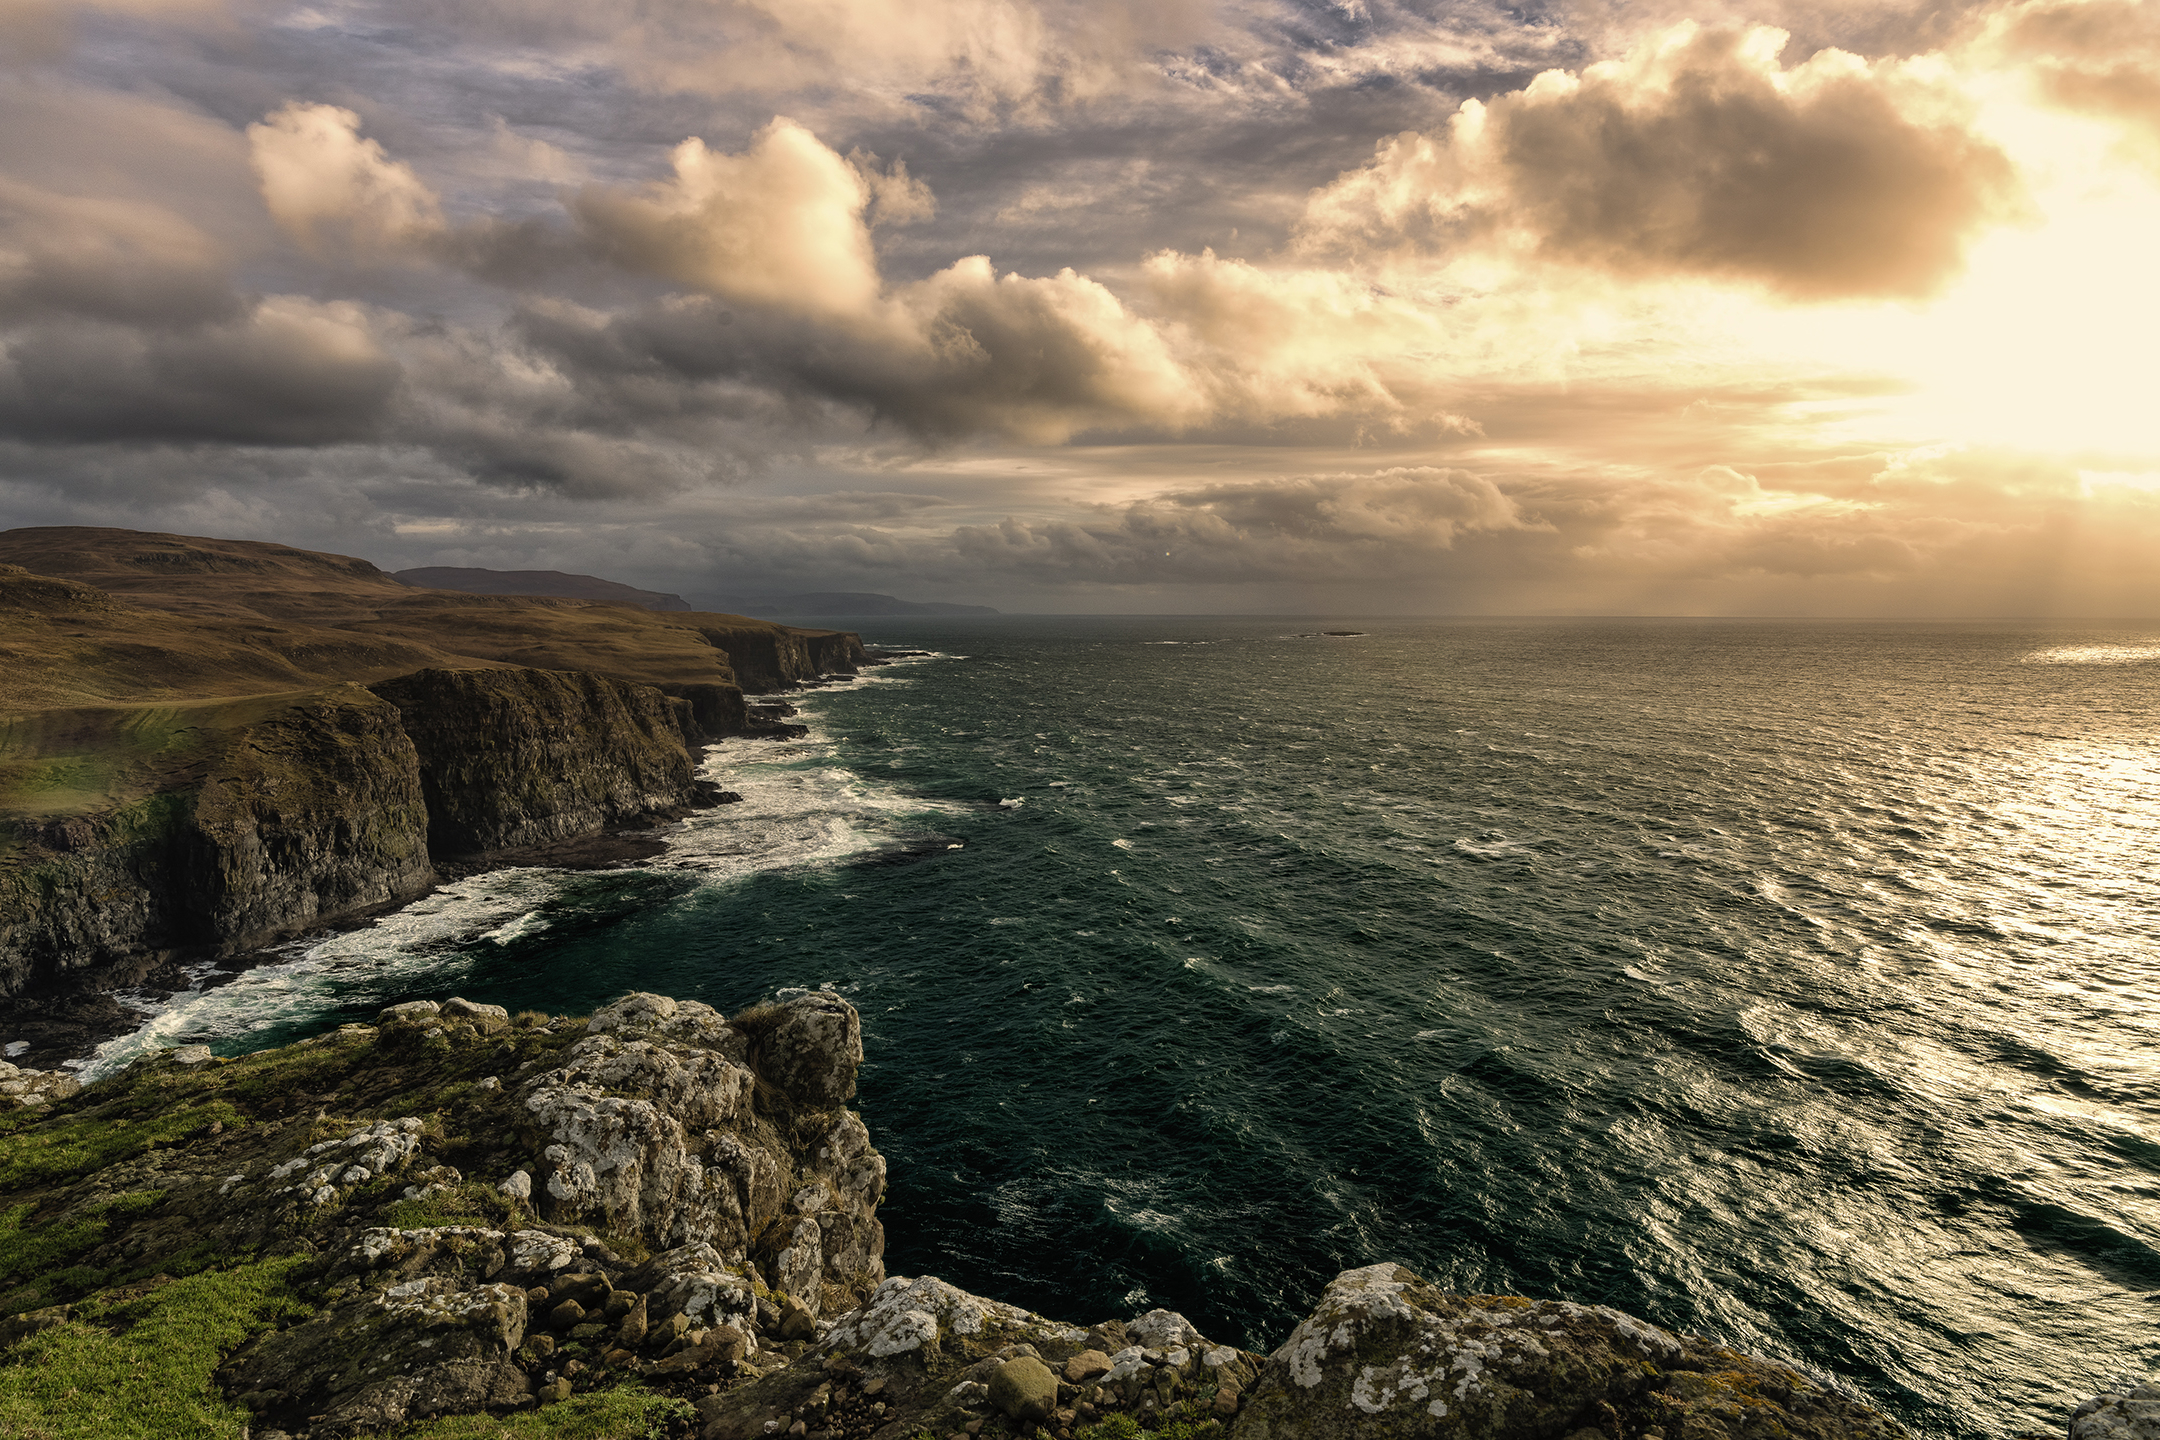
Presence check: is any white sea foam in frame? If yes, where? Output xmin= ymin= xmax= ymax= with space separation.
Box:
xmin=83 ymin=656 xmax=958 ymax=1077
xmin=79 ymin=871 xmax=561 ymax=1078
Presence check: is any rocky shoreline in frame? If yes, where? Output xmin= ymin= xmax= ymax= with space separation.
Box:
xmin=0 ymin=649 xmax=920 ymax=1070
xmin=1 ymin=986 xmax=2086 ymax=1440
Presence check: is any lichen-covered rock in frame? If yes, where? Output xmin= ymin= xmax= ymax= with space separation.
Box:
xmin=694 ymin=1275 xmax=1258 ymax=1440
xmin=519 ymin=991 xmax=885 ymax=1314
xmin=756 ymin=991 xmax=863 ymax=1107
xmin=1237 ymin=1264 xmax=1909 ymax=1440
xmin=2072 ymin=1377 xmax=2160 ymax=1440
xmin=990 ymin=1354 xmax=1059 ymax=1420
xmin=0 ymin=1058 xmax=80 ymax=1111
xmin=222 ymin=1229 xmax=535 ymax=1436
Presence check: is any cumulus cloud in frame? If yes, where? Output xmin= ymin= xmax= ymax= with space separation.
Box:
xmin=248 ymin=102 xmax=445 ymax=258
xmin=574 ymin=119 xmax=883 ymax=320
xmin=1298 ymin=22 xmax=2024 ymax=299
xmin=570 ymin=119 xmax=1213 ymax=440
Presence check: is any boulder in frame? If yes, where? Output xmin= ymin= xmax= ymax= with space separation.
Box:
xmin=2073 ymin=1377 xmax=2160 ymax=1440
xmin=756 ymin=992 xmax=863 ymax=1107
xmin=515 ymin=991 xmax=885 ymax=1315
xmin=1236 ymin=1264 xmax=1909 ymax=1440
xmin=990 ymin=1355 xmax=1059 ymax=1421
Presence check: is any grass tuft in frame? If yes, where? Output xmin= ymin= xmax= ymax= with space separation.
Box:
xmin=0 ymin=1257 xmax=309 ymax=1439
xmin=396 ymin=1385 xmax=694 ymax=1438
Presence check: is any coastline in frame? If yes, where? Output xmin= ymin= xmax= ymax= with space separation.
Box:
xmin=0 ymin=988 xmax=1937 ymax=1440
xmin=0 ymin=649 xmax=926 ymax=1076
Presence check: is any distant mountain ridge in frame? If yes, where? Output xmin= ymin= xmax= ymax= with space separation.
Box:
xmin=691 ymin=591 xmax=999 ymax=617
xmin=394 ymin=566 xmax=690 ymax=611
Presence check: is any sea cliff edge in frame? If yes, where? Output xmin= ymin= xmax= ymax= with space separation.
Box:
xmin=0 ymin=988 xmax=2003 ymax=1440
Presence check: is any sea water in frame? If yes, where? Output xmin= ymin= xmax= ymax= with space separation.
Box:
xmin=86 ymin=618 xmax=2160 ymax=1438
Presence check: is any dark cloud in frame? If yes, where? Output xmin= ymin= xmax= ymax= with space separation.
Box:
xmin=0 ymin=300 xmax=398 ymax=445
xmin=1301 ymin=22 xmax=2024 ymax=298
xmin=0 ymin=181 xmax=237 ymax=325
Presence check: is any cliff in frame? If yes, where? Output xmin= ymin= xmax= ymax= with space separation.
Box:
xmin=0 ymin=665 xmax=735 ymax=999
xmin=0 ymin=991 xmax=1931 ymax=1440
xmin=0 ymin=529 xmax=874 ymax=1005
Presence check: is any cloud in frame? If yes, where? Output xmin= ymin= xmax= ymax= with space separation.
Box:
xmin=0 ymin=296 xmax=398 ymax=444
xmin=571 ymin=120 xmax=1210 ymax=440
xmin=574 ymin=119 xmax=883 ymax=320
xmin=0 ymin=178 xmax=235 ymax=325
xmin=1298 ymin=22 xmax=2024 ymax=299
xmin=381 ymin=0 xmax=1216 ymax=115
xmin=949 ymin=467 xmax=1535 ymax=582
xmin=1985 ymin=0 xmax=2160 ymax=173
xmin=248 ymin=102 xmax=445 ymax=258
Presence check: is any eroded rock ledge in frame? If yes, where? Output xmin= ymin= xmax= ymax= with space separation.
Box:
xmin=0 ymin=992 xmax=1931 ymax=1440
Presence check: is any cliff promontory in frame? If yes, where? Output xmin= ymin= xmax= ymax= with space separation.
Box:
xmin=0 ymin=528 xmax=873 ymax=1012
xmin=0 ymin=990 xmax=1931 ymax=1440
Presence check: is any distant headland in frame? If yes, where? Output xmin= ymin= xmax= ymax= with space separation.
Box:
xmin=0 ymin=526 xmax=885 ymax=1060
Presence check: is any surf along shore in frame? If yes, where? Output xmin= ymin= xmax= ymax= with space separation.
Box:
xmin=0 ymin=526 xmax=884 ymax=1067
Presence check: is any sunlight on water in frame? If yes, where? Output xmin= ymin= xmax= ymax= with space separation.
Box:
xmin=78 ymin=620 xmax=2160 ymax=1440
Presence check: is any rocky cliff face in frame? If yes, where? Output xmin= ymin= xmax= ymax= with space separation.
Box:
xmin=691 ymin=624 xmax=864 ymax=694
xmin=0 ymin=685 xmax=435 ymax=997
xmin=0 ymin=663 xmax=729 ymax=999
xmin=370 ymin=668 xmax=700 ymax=857
xmin=0 ymin=990 xmax=1937 ymax=1440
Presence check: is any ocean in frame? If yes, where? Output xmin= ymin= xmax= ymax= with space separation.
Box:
xmin=85 ymin=617 xmax=2160 ymax=1438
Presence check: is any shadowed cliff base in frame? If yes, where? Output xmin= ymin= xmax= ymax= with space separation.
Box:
xmin=0 ymin=527 xmax=871 ymax=1042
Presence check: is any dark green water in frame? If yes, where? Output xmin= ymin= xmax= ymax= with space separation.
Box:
xmin=96 ymin=618 xmax=2160 ymax=1438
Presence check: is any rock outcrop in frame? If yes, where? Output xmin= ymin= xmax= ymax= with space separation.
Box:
xmin=1238 ymin=1264 xmax=1906 ymax=1440
xmin=0 ymin=991 xmax=1933 ymax=1440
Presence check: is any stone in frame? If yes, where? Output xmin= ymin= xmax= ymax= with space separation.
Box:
xmin=539 ymin=1376 xmax=574 ymax=1404
xmin=1237 ymin=1264 xmax=1908 ymax=1440
xmin=756 ymin=993 xmax=863 ymax=1107
xmin=780 ymin=1293 xmax=818 ymax=1341
xmin=498 ymin=1170 xmax=532 ymax=1201
xmin=1128 ymin=1310 xmax=1200 ymax=1351
xmin=172 ymin=1044 xmax=214 ymax=1066
xmin=618 ymin=1295 xmax=649 ymax=1347
xmin=989 ymin=1356 xmax=1059 ymax=1423
xmin=2072 ymin=1377 xmax=2160 ymax=1440
xmin=321 ymin=1360 xmax=531 ymax=1435
xmin=1065 ymin=1350 xmax=1112 ymax=1384
xmin=549 ymin=1300 xmax=585 ymax=1329
xmin=442 ymin=997 xmax=510 ymax=1021
xmin=379 ymin=1000 xmax=441 ymax=1023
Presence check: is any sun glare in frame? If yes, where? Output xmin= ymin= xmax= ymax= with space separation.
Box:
xmin=1755 ymin=100 xmax=2160 ymax=458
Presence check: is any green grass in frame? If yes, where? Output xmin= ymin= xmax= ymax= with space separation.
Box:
xmin=1075 ymin=1404 xmax=1225 ymax=1440
xmin=0 ymin=1258 xmax=309 ymax=1439
xmin=0 ymin=1191 xmax=164 ymax=1287
xmin=380 ymin=1180 xmax=528 ymax=1232
xmin=0 ymin=1101 xmax=245 ymax=1190
xmin=397 ymin=1387 xmax=694 ymax=1438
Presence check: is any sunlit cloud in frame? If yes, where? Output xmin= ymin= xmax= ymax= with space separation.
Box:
xmin=0 ymin=0 xmax=2154 ymax=612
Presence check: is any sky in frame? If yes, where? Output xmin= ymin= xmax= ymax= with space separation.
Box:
xmin=0 ymin=0 xmax=2156 ymax=613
